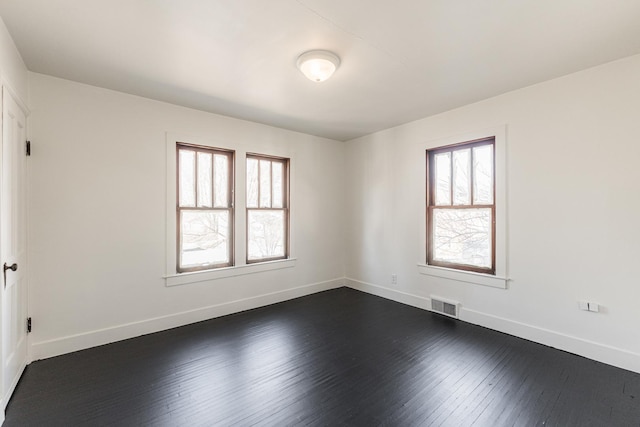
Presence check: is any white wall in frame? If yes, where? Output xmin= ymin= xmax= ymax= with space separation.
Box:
xmin=27 ymin=73 xmax=345 ymax=359
xmin=344 ymin=54 xmax=640 ymax=374
xmin=0 ymin=16 xmax=27 ymax=104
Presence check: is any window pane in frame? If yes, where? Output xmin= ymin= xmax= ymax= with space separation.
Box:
xmin=214 ymin=154 xmax=228 ymax=208
xmin=432 ymin=208 xmax=492 ymax=268
xmin=247 ymin=158 xmax=259 ymax=208
xmin=259 ymin=160 xmax=271 ymax=208
xmin=453 ymin=149 xmax=470 ymax=205
xmin=434 ymin=152 xmax=451 ymax=205
xmin=247 ymin=210 xmax=285 ymax=260
xmin=180 ymin=210 xmax=230 ymax=268
xmin=272 ymin=161 xmax=283 ymax=208
xmin=179 ymin=150 xmax=196 ymax=207
xmin=197 ymin=152 xmax=212 ymax=207
xmin=473 ymin=145 xmax=493 ymax=205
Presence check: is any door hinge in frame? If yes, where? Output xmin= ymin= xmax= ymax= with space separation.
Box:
xmin=26 ymin=140 xmax=31 ymax=156
xmin=27 ymin=317 xmax=32 ymax=333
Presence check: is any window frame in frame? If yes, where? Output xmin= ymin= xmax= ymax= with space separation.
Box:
xmin=245 ymin=153 xmax=290 ymax=264
xmin=426 ymin=136 xmax=496 ymax=275
xmin=176 ymin=142 xmax=235 ymax=273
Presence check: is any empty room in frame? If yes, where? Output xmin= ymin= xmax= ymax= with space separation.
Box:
xmin=0 ymin=0 xmax=638 ymax=425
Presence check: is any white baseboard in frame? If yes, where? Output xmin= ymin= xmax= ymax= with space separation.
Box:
xmin=460 ymin=308 xmax=640 ymax=374
xmin=345 ymin=278 xmax=432 ymax=311
xmin=30 ymin=277 xmax=640 ymax=374
xmin=30 ymin=278 xmax=344 ymax=361
xmin=345 ymin=277 xmax=640 ymax=374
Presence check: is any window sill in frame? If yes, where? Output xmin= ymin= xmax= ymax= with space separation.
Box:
xmin=165 ymin=258 xmax=297 ymax=287
xmin=417 ymin=263 xmax=508 ymax=289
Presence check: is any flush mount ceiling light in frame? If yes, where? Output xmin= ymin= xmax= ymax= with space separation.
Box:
xmin=296 ymin=50 xmax=340 ymax=82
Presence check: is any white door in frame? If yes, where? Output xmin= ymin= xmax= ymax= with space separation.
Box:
xmin=1 ymin=87 xmax=27 ymax=409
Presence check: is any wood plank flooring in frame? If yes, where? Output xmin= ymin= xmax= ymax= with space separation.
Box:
xmin=5 ymin=287 xmax=640 ymax=426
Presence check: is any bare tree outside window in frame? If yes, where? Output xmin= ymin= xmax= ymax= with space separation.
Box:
xmin=177 ymin=144 xmax=234 ymax=272
xmin=246 ymin=154 xmax=289 ymax=263
xmin=427 ymin=137 xmax=495 ymax=274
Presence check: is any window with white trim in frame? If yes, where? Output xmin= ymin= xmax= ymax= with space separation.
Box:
xmin=177 ymin=143 xmax=234 ymax=272
xmin=246 ymin=154 xmax=289 ymax=263
xmin=427 ymin=137 xmax=495 ymax=274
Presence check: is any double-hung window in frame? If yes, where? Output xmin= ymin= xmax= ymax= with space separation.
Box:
xmin=246 ymin=154 xmax=289 ymax=263
xmin=427 ymin=137 xmax=495 ymax=274
xmin=177 ymin=143 xmax=234 ymax=272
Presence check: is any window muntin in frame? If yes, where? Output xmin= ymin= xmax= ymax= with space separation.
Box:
xmin=246 ymin=154 xmax=289 ymax=263
xmin=177 ymin=143 xmax=234 ymax=272
xmin=427 ymin=137 xmax=495 ymax=274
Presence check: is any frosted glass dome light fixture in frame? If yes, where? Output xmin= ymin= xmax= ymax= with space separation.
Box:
xmin=296 ymin=50 xmax=340 ymax=82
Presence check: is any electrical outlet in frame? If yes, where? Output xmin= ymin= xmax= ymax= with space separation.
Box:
xmin=391 ymin=274 xmax=397 ymax=285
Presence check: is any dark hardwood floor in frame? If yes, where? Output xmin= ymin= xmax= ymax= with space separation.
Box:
xmin=5 ymin=287 xmax=640 ymax=426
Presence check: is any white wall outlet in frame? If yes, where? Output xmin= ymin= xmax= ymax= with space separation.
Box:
xmin=578 ymin=300 xmax=589 ymax=311
xmin=588 ymin=302 xmax=600 ymax=313
xmin=391 ymin=274 xmax=397 ymax=285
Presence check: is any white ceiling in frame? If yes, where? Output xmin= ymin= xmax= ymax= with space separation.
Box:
xmin=1 ymin=0 xmax=639 ymax=141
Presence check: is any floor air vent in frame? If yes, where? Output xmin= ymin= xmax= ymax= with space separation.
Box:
xmin=430 ymin=296 xmax=459 ymax=319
